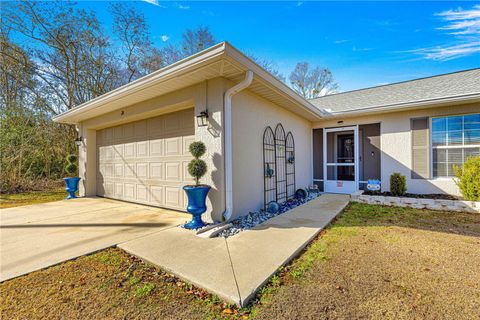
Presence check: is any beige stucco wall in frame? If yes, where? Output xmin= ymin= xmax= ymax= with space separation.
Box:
xmin=77 ymin=78 xmax=228 ymax=222
xmin=231 ymin=90 xmax=313 ymax=219
xmin=313 ymin=102 xmax=480 ymax=196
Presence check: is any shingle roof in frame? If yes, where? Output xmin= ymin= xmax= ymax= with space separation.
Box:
xmin=309 ymin=68 xmax=480 ymax=114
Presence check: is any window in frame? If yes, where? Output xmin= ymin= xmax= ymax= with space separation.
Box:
xmin=432 ymin=113 xmax=480 ymax=177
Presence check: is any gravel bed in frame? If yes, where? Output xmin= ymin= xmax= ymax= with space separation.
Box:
xmin=217 ymin=193 xmax=321 ymax=238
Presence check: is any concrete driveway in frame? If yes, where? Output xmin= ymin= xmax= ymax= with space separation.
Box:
xmin=0 ymin=197 xmax=188 ymax=282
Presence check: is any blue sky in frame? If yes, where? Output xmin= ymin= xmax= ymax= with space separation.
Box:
xmin=77 ymin=1 xmax=479 ymax=92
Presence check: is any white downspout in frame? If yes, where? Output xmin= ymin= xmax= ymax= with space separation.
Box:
xmin=222 ymin=70 xmax=254 ymax=221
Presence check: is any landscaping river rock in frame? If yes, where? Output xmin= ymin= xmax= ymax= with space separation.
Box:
xmin=217 ymin=193 xmax=321 ymax=238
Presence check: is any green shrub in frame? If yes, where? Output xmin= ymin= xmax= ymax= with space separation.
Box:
xmin=66 ymin=154 xmax=78 ymax=163
xmin=454 ymin=156 xmax=480 ymax=201
xmin=189 ymin=141 xmax=206 ymax=158
xmin=390 ymin=172 xmax=406 ymax=196
xmin=187 ymin=141 xmax=207 ymax=185
xmin=65 ymin=154 xmax=78 ymax=176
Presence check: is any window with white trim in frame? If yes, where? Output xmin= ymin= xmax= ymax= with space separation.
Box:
xmin=432 ymin=113 xmax=480 ymax=177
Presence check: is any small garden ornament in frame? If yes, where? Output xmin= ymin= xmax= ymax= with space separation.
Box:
xmin=183 ymin=141 xmax=211 ymax=229
xmin=64 ymin=154 xmax=81 ymax=199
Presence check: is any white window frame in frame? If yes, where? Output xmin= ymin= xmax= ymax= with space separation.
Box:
xmin=430 ymin=113 xmax=480 ymax=179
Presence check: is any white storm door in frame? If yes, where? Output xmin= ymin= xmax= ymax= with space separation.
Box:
xmin=323 ymin=126 xmax=359 ymax=194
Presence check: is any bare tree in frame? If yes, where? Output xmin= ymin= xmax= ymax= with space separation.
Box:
xmin=110 ymin=3 xmax=162 ymax=82
xmin=181 ymin=26 xmax=216 ymax=57
xmin=159 ymin=44 xmax=183 ymax=66
xmin=289 ymin=62 xmax=338 ymax=99
xmin=0 ymin=33 xmax=37 ymax=110
xmin=248 ymin=54 xmax=286 ymax=82
xmin=2 ymin=1 xmax=119 ymax=113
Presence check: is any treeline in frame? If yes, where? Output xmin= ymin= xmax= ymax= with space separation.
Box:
xmin=0 ymin=1 xmax=220 ymax=193
xmin=0 ymin=1 xmax=338 ymax=193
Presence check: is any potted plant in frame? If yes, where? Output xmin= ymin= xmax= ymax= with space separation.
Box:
xmin=64 ymin=154 xmax=80 ymax=199
xmin=183 ymin=141 xmax=210 ymax=229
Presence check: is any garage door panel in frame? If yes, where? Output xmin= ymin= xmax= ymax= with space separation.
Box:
xmin=115 ymin=183 xmax=123 ymax=197
xmin=134 ymin=120 xmax=147 ymax=137
xmin=105 ymin=128 xmax=114 ymax=142
xmin=164 ymin=137 xmax=182 ymax=156
xmin=136 ymin=163 xmax=148 ymax=178
xmin=105 ymin=163 xmax=114 ymax=178
xmin=147 ymin=116 xmax=164 ymax=136
xmin=149 ymin=139 xmax=163 ymax=156
xmin=165 ymin=186 xmax=183 ymax=208
xmin=150 ymin=162 xmax=164 ymax=179
xmin=105 ymin=146 xmax=114 ymax=159
xmin=181 ymin=109 xmax=195 ymax=130
xmin=136 ymin=184 xmax=148 ymax=202
xmin=136 ymin=141 xmax=148 ymax=157
xmin=165 ymin=162 xmax=182 ymax=181
xmin=164 ymin=113 xmax=181 ymax=133
xmin=124 ymin=143 xmax=135 ymax=158
xmin=114 ymin=126 xmax=123 ymax=140
xmin=124 ymin=164 xmax=135 ymax=178
xmin=105 ymin=182 xmax=114 ymax=196
xmin=183 ymin=161 xmax=195 ymax=182
xmin=150 ymin=185 xmax=164 ymax=205
xmin=124 ymin=183 xmax=135 ymax=199
xmin=113 ymin=144 xmax=124 ymax=159
xmin=124 ymin=123 xmax=135 ymax=139
xmin=183 ymin=136 xmax=195 ymax=155
xmin=97 ymin=109 xmax=194 ymax=211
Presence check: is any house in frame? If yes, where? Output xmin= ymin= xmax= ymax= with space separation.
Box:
xmin=54 ymin=42 xmax=480 ymax=222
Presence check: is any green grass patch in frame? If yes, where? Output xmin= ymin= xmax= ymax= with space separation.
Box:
xmin=97 ymin=251 xmax=122 ymax=266
xmin=0 ymin=188 xmax=65 ymax=209
xmin=134 ymin=283 xmax=155 ymax=297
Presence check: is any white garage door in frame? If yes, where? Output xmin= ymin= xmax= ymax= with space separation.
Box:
xmin=96 ymin=109 xmax=195 ymax=211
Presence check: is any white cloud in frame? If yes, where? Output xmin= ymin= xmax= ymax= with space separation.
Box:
xmin=161 ymin=35 xmax=169 ymax=42
xmin=412 ymin=5 xmax=480 ymax=60
xmin=176 ymin=3 xmax=190 ymax=10
xmin=436 ymin=5 xmax=480 ymax=35
xmin=410 ymin=41 xmax=480 ymax=61
xmin=142 ymin=0 xmax=160 ymax=6
xmin=334 ymin=39 xmax=349 ymax=44
xmin=297 ymin=2 xmax=303 ymax=7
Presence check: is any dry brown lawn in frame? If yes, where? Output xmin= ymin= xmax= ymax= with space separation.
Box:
xmin=252 ymin=203 xmax=480 ymax=320
xmin=1 ymin=202 xmax=479 ymax=319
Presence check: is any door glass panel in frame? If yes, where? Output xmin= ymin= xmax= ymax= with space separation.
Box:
xmin=337 ymin=134 xmax=354 ymax=163
xmin=327 ymin=166 xmax=355 ymax=181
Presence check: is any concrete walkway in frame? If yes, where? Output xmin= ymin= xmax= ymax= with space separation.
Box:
xmin=0 ymin=197 xmax=188 ymax=282
xmin=1 ymin=194 xmax=348 ymax=307
xmin=120 ymin=194 xmax=349 ymax=306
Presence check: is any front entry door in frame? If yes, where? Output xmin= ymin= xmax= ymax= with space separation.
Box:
xmin=323 ymin=126 xmax=359 ymax=194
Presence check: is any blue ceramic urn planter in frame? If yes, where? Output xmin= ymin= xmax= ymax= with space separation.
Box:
xmin=64 ymin=177 xmax=81 ymax=199
xmin=183 ymin=185 xmax=211 ymax=229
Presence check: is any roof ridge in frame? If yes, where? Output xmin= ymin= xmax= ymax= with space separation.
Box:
xmin=310 ymin=67 xmax=480 ymax=101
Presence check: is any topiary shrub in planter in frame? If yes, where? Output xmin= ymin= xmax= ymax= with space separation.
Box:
xmin=390 ymin=172 xmax=406 ymax=196
xmin=64 ymin=154 xmax=81 ymax=199
xmin=454 ymin=156 xmax=480 ymax=201
xmin=183 ymin=141 xmax=211 ymax=229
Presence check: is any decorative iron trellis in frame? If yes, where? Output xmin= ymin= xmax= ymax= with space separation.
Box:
xmin=286 ymin=132 xmax=296 ymax=199
xmin=274 ymin=124 xmax=287 ymax=204
xmin=263 ymin=123 xmax=296 ymax=209
xmin=263 ymin=126 xmax=276 ymax=208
